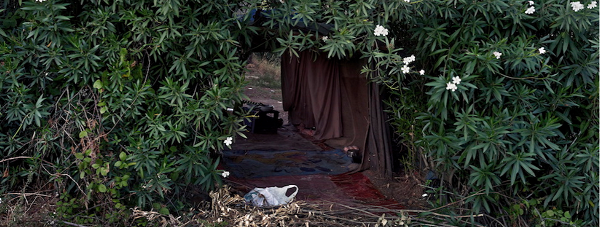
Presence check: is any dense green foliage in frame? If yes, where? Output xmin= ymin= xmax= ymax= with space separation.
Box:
xmin=0 ymin=0 xmax=249 ymax=222
xmin=380 ymin=0 xmax=599 ymax=225
xmin=0 ymin=0 xmax=597 ymax=226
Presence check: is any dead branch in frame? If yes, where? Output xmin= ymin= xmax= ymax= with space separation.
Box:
xmin=0 ymin=156 xmax=34 ymax=163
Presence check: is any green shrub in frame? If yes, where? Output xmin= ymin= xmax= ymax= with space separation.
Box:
xmin=0 ymin=0 xmax=247 ymax=223
xmin=381 ymin=0 xmax=599 ymax=225
xmin=1 ymin=0 xmax=597 ymax=226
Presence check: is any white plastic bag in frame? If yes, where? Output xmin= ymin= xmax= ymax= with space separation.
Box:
xmin=243 ymin=185 xmax=298 ymax=207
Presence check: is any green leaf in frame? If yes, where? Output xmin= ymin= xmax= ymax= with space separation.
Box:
xmin=98 ymin=184 xmax=107 ymax=193
xmin=159 ymin=207 xmax=169 ymax=215
xmin=79 ymin=130 xmax=88 ymax=138
xmin=93 ymin=80 xmax=103 ymax=89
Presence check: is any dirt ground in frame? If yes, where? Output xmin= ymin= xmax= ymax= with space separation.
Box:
xmin=238 ymin=73 xmax=427 ymax=210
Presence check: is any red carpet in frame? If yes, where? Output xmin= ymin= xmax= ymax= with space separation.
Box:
xmin=330 ymin=173 xmax=404 ymax=209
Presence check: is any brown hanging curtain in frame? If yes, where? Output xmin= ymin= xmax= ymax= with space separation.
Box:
xmin=280 ymin=50 xmax=393 ymax=178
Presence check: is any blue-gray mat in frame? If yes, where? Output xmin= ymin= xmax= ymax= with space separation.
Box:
xmin=222 ymin=150 xmax=352 ymax=178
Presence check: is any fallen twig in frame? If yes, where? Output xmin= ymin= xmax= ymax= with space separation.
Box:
xmin=0 ymin=156 xmax=34 ymax=163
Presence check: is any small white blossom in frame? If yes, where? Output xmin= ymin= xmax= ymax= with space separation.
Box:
xmin=373 ymin=25 xmax=389 ymax=37
xmin=36 ymin=0 xmax=46 ymax=2
xmin=279 ymin=0 xmax=284 ymax=3
xmin=422 ymin=193 xmax=428 ymax=197
xmin=221 ymin=171 xmax=230 ymax=178
xmin=571 ymin=1 xmax=585 ymax=11
xmin=446 ymin=82 xmax=458 ymax=92
xmin=525 ymin=6 xmax=536 ymax=14
xmin=403 ymin=55 xmax=416 ymax=65
xmin=419 ymin=69 xmax=425 ymax=75
xmin=401 ymin=65 xmax=410 ymax=74
xmin=538 ymin=47 xmax=546 ymax=54
xmin=588 ymin=1 xmax=597 ymax=8
xmin=322 ymin=36 xmax=328 ymax=41
xmin=404 ymin=0 xmax=410 ymax=2
xmin=493 ymin=51 xmax=502 ymax=59
xmin=528 ymin=1 xmax=534 ymax=5
xmin=452 ymin=76 xmax=462 ymax=85
xmin=224 ymin=137 xmax=233 ymax=146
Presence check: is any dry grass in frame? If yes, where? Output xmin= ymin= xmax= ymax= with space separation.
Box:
xmin=245 ymin=53 xmax=281 ymax=89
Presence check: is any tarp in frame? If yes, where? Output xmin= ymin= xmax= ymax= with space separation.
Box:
xmin=281 ymin=51 xmax=393 ymax=177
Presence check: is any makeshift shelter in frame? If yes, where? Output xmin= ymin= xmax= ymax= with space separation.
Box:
xmin=244 ymin=9 xmax=395 ymax=178
xmin=279 ymin=51 xmax=393 ymax=177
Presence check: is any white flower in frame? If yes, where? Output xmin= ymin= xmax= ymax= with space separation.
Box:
xmin=493 ymin=51 xmax=502 ymax=59
xmin=571 ymin=1 xmax=585 ymax=11
xmin=401 ymin=65 xmax=410 ymax=74
xmin=525 ymin=6 xmax=536 ymax=14
xmin=588 ymin=1 xmax=597 ymax=8
xmin=404 ymin=0 xmax=410 ymax=2
xmin=446 ymin=82 xmax=458 ymax=92
xmin=373 ymin=25 xmax=389 ymax=37
xmin=224 ymin=137 xmax=233 ymax=146
xmin=528 ymin=1 xmax=534 ymax=5
xmin=35 ymin=0 xmax=46 ymax=2
xmin=538 ymin=47 xmax=546 ymax=54
xmin=419 ymin=69 xmax=425 ymax=75
xmin=452 ymin=76 xmax=462 ymax=85
xmin=403 ymin=55 xmax=416 ymax=65
xmin=322 ymin=36 xmax=328 ymax=41
xmin=422 ymin=193 xmax=428 ymax=197
xmin=221 ymin=171 xmax=230 ymax=178
xmin=279 ymin=0 xmax=284 ymax=3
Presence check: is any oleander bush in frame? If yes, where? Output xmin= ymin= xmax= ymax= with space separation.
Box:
xmin=380 ymin=0 xmax=599 ymax=225
xmin=0 ymin=0 xmax=597 ymax=226
xmin=0 ymin=0 xmax=249 ymax=224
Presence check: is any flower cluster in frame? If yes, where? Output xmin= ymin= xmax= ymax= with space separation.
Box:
xmin=588 ymin=1 xmax=597 ymax=8
xmin=374 ymin=25 xmax=389 ymax=37
xmin=322 ymin=36 xmax=328 ymax=41
xmin=525 ymin=6 xmax=536 ymax=14
xmin=401 ymin=55 xmax=416 ymax=74
xmin=221 ymin=171 xmax=230 ymax=178
xmin=403 ymin=55 xmax=416 ymax=65
xmin=224 ymin=137 xmax=233 ymax=146
xmin=493 ymin=51 xmax=502 ymax=59
xmin=571 ymin=1 xmax=585 ymax=11
xmin=446 ymin=76 xmax=462 ymax=92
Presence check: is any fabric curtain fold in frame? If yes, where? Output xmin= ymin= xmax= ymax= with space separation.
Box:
xmin=280 ymin=51 xmax=393 ymax=178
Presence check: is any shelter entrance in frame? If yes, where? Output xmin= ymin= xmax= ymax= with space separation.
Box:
xmin=221 ymin=51 xmax=399 ymax=207
xmin=224 ymin=50 xmax=393 ymax=178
